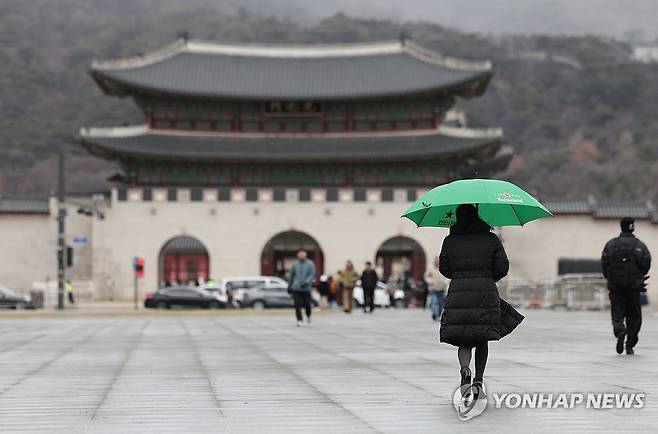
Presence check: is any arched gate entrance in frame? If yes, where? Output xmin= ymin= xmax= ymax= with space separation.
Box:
xmin=261 ymin=231 xmax=324 ymax=280
xmin=375 ymin=236 xmax=426 ymax=282
xmin=159 ymin=235 xmax=209 ymax=286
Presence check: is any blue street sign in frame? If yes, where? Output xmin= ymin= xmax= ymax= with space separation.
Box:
xmin=72 ymin=235 xmax=89 ymax=244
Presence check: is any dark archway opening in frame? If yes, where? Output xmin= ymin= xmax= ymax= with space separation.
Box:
xmin=375 ymin=236 xmax=426 ymax=282
xmin=159 ymin=235 xmax=209 ymax=286
xmin=261 ymin=231 xmax=324 ymax=280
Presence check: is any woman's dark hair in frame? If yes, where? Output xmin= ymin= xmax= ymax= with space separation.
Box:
xmin=451 ymin=204 xmax=492 ymax=233
xmin=456 ymin=204 xmax=478 ymax=222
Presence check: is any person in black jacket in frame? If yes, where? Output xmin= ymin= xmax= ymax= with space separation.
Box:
xmin=601 ymin=217 xmax=651 ymax=355
xmin=361 ymin=262 xmax=379 ymax=313
xmin=439 ymin=204 xmax=509 ymax=399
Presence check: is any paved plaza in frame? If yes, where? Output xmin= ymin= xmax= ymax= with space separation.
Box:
xmin=0 ymin=308 xmax=657 ymax=433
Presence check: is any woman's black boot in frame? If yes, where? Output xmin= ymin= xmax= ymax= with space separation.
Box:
xmin=472 ymin=380 xmax=486 ymax=400
xmin=460 ymin=367 xmax=472 ymax=397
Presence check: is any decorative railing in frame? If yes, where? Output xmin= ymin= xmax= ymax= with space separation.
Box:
xmin=500 ymin=274 xmax=609 ymax=310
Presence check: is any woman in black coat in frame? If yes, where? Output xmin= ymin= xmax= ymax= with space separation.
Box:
xmin=439 ymin=204 xmax=509 ymax=398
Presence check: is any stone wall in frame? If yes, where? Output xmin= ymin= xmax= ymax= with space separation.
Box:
xmin=2 ymin=189 xmax=657 ymax=309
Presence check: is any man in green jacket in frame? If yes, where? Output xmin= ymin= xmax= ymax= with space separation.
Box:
xmin=289 ymin=250 xmax=316 ymax=326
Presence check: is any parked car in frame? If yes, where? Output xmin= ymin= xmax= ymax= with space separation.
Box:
xmin=239 ymin=284 xmax=321 ymax=309
xmin=201 ymin=283 xmax=228 ymax=304
xmin=240 ymin=284 xmax=293 ymax=309
xmin=0 ymin=286 xmax=31 ymax=309
xmin=225 ymin=276 xmax=288 ymax=305
xmin=353 ymin=281 xmax=404 ymax=308
xmin=144 ymin=286 xmax=225 ymax=309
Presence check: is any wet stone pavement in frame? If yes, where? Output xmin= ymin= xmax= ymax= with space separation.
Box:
xmin=0 ymin=308 xmax=657 ymax=433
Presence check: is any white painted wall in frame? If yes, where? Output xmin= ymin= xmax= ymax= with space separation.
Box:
xmin=92 ymin=189 xmax=445 ymax=299
xmin=3 ymin=190 xmax=657 ymax=309
xmin=93 ymin=193 xmax=658 ymax=305
xmin=0 ymin=198 xmax=94 ymax=297
xmin=0 ymin=212 xmax=54 ymax=292
xmin=501 ymin=215 xmax=658 ymax=286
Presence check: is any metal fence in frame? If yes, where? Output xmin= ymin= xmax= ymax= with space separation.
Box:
xmin=500 ymin=274 xmax=609 ymax=310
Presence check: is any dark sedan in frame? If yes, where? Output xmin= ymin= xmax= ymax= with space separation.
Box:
xmin=0 ymin=286 xmax=31 ymax=309
xmin=144 ymin=286 xmax=225 ymax=309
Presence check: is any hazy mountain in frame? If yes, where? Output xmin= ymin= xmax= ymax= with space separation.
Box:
xmin=222 ymin=0 xmax=658 ymax=41
xmin=1 ymin=0 xmax=658 ymax=203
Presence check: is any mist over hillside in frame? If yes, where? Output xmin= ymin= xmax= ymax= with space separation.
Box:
xmin=223 ymin=0 xmax=658 ymax=40
xmin=1 ymin=0 xmax=658 ymax=202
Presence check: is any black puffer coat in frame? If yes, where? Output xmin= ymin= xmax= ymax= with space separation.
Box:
xmin=439 ymin=218 xmax=509 ymax=347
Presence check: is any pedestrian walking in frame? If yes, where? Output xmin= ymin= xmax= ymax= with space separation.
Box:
xmin=402 ymin=270 xmax=413 ymax=307
xmin=65 ymin=280 xmax=75 ymax=304
xmin=403 ymin=179 xmax=549 ymax=402
xmin=438 ymin=204 xmax=511 ymax=400
xmin=426 ymin=257 xmax=448 ymax=321
xmin=375 ymin=258 xmax=385 ymax=284
xmin=318 ymin=274 xmax=330 ymax=308
xmin=226 ymin=282 xmax=235 ymax=309
xmin=601 ymin=217 xmax=651 ymax=355
xmin=387 ymin=272 xmax=399 ymax=307
xmin=361 ymin=261 xmax=378 ymax=313
xmin=341 ymin=261 xmax=359 ymax=313
xmin=288 ymin=250 xmax=316 ymax=326
xmin=327 ymin=275 xmax=336 ymax=306
xmin=416 ymin=277 xmax=429 ymax=308
xmin=334 ymin=271 xmax=344 ymax=307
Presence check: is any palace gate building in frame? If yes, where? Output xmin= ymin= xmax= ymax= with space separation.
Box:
xmin=0 ymin=40 xmax=658 ymax=305
xmin=72 ymin=37 xmax=511 ymax=297
xmin=4 ymin=39 xmax=658 ymax=306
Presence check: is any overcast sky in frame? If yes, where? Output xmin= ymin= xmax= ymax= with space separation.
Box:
xmin=220 ymin=0 xmax=658 ymax=41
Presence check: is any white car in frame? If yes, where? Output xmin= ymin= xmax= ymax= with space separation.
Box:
xmin=353 ymin=281 xmax=404 ymax=308
xmin=0 ymin=285 xmax=31 ymax=309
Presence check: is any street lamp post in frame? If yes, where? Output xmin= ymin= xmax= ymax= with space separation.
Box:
xmin=57 ymin=150 xmax=66 ymax=310
xmin=55 ymin=150 xmax=106 ymax=311
xmin=134 ymin=270 xmax=139 ymax=311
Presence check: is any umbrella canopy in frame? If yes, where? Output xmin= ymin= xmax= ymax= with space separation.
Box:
xmin=402 ymin=179 xmax=553 ymax=228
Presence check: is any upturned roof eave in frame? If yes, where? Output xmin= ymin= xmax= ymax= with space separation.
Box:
xmin=81 ymin=143 xmax=502 ymax=165
xmin=90 ymin=68 xmax=493 ymax=102
xmin=91 ymin=38 xmax=492 ymax=71
xmin=89 ymin=38 xmax=494 ymax=100
xmin=79 ymin=131 xmax=503 ymax=165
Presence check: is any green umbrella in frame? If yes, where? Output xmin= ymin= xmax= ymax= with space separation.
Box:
xmin=402 ymin=179 xmax=553 ymax=228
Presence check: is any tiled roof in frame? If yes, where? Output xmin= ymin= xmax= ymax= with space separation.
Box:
xmin=594 ymin=201 xmax=652 ymax=219
xmin=79 ymin=125 xmax=504 ymax=163
xmin=0 ymin=196 xmax=49 ymax=214
xmin=90 ymin=39 xmax=492 ymax=100
xmin=542 ymin=196 xmax=657 ymax=223
xmin=542 ymin=197 xmax=593 ymax=214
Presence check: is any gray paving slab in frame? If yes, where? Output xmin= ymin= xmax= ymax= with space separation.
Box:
xmin=0 ymin=309 xmax=657 ymax=433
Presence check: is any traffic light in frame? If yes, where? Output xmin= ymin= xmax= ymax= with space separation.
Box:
xmin=58 ymin=246 xmax=74 ymax=268
xmin=133 ymin=257 xmax=145 ymax=278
